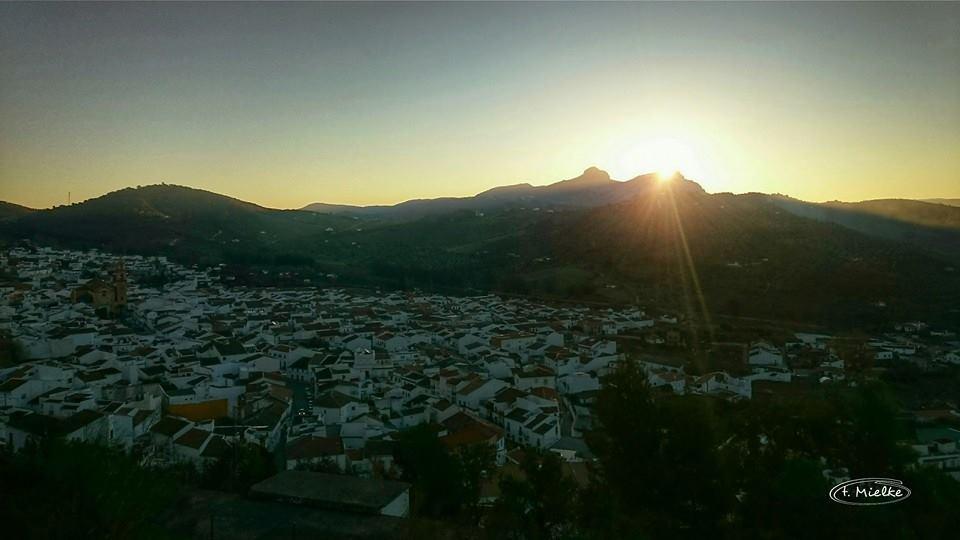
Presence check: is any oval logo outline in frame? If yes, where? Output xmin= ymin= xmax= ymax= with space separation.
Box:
xmin=828 ymin=477 xmax=912 ymax=506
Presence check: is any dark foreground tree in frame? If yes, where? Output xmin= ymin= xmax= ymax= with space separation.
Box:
xmin=199 ymin=440 xmax=276 ymax=494
xmin=583 ymin=361 xmax=960 ymax=539
xmin=0 ymin=439 xmax=179 ymax=539
xmin=485 ymin=450 xmax=579 ymax=540
xmin=393 ymin=424 xmax=495 ymax=521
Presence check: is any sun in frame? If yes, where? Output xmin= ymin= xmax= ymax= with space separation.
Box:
xmin=647 ymin=138 xmax=691 ymax=179
xmin=605 ymin=136 xmax=704 ymax=182
xmin=656 ymin=169 xmax=680 ymax=183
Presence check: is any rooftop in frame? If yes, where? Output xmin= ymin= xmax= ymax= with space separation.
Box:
xmin=250 ymin=471 xmax=410 ymax=515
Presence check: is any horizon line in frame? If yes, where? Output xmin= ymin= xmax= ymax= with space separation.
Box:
xmin=2 ymin=169 xmax=959 ymax=211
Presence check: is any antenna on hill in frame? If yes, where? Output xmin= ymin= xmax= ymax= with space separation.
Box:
xmin=68 ymin=191 xmax=71 ymax=205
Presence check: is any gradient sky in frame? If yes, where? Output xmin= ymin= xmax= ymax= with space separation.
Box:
xmin=1 ymin=2 xmax=958 ymax=209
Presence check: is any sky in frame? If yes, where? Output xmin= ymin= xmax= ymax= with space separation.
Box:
xmin=1 ymin=2 xmax=958 ymax=209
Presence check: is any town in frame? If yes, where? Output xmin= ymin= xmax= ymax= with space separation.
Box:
xmin=1 ymin=246 xmax=959 ymax=528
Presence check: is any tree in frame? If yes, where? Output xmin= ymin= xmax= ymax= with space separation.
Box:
xmin=457 ymin=442 xmax=496 ymax=523
xmin=199 ymin=441 xmax=276 ymax=494
xmin=842 ymin=382 xmax=911 ymax=476
xmin=486 ymin=450 xmax=579 ymax=540
xmin=393 ymin=424 xmax=497 ymax=522
xmin=0 ymin=329 xmax=25 ymax=366
xmin=394 ymin=424 xmax=468 ymax=518
xmin=585 ymin=360 xmax=662 ymax=535
xmin=587 ymin=362 xmax=735 ymax=537
xmin=0 ymin=439 xmax=179 ymax=539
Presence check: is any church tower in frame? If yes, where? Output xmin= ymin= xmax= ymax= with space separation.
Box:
xmin=112 ymin=261 xmax=128 ymax=311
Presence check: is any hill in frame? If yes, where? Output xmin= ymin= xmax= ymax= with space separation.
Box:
xmin=531 ymin=182 xmax=960 ymax=327
xmin=2 ymin=176 xmax=958 ymax=328
xmin=0 ymin=201 xmax=34 ymax=221
xmin=769 ymin=197 xmax=960 ymax=261
xmin=924 ymin=198 xmax=960 ymax=208
xmin=300 ymin=202 xmax=365 ymax=214
xmin=0 ymin=185 xmax=355 ymax=265
xmin=300 ymin=177 xmax=959 ymax=327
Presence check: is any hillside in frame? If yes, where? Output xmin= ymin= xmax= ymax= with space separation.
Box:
xmin=0 ymin=201 xmax=34 ymax=221
xmin=0 ymin=185 xmax=356 ymax=264
xmin=924 ymin=198 xmax=960 ymax=208
xmin=300 ymin=202 xmax=365 ymax=214
xmin=529 ymin=182 xmax=960 ymax=326
xmin=824 ymin=198 xmax=960 ymax=229
xmin=301 ymin=177 xmax=960 ymax=327
xmin=2 ymin=178 xmax=958 ymax=327
xmin=769 ymin=197 xmax=960 ymax=261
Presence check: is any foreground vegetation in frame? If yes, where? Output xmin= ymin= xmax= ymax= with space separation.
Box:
xmin=391 ymin=362 xmax=960 ymax=539
xmin=2 ymin=362 xmax=958 ymax=539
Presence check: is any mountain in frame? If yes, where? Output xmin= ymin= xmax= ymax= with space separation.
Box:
xmin=2 ymin=174 xmax=958 ymax=327
xmin=0 ymin=201 xmax=34 ymax=221
xmin=300 ymin=167 xmax=666 ymax=219
xmin=531 ymin=184 xmax=960 ymax=326
xmin=769 ymin=197 xmax=960 ymax=261
xmin=924 ymin=198 xmax=960 ymax=208
xmin=0 ymin=185 xmax=354 ymax=264
xmin=305 ymin=176 xmax=959 ymax=326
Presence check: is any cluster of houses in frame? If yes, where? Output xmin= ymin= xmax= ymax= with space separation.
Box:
xmin=0 ymin=247 xmax=633 ymax=477
xmin=1 ymin=246 xmax=958 ymax=489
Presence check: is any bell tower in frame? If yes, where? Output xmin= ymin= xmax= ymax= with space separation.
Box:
xmin=112 ymin=261 xmax=128 ymax=310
